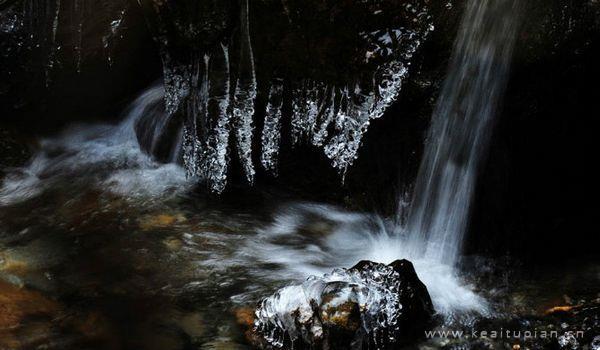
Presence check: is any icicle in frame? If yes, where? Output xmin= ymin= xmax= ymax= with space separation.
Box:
xmin=261 ymin=79 xmax=285 ymax=174
xmin=182 ymin=55 xmax=209 ymax=179
xmin=232 ymin=0 xmax=257 ymax=184
xmin=311 ymin=85 xmax=336 ymax=147
xmin=319 ymin=11 xmax=435 ymax=176
xmin=50 ymin=0 xmax=60 ymax=45
xmin=290 ymin=82 xmax=306 ymax=145
xmin=318 ymin=59 xmax=412 ymax=174
xmin=204 ymin=43 xmax=232 ymax=193
xmin=323 ymin=85 xmax=376 ymax=178
xmin=294 ymin=81 xmax=321 ymax=143
xmin=290 ymin=81 xmax=324 ymax=144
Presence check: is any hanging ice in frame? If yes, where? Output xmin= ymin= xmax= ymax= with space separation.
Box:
xmin=261 ymin=80 xmax=285 ymax=174
xmin=203 ymin=44 xmax=232 ymax=192
xmin=275 ymin=4 xmax=434 ymax=176
xmin=232 ymin=0 xmax=257 ymax=184
xmin=290 ymin=81 xmax=322 ymax=145
xmin=176 ymin=46 xmax=233 ymax=193
xmin=4 ymin=0 xmax=438 ymax=192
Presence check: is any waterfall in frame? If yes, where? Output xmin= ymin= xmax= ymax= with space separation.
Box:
xmin=240 ymin=0 xmax=523 ymax=320
xmin=405 ymin=0 xmax=521 ymax=266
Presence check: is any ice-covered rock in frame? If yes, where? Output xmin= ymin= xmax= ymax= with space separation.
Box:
xmin=591 ymin=336 xmax=600 ymax=350
xmin=252 ymin=259 xmax=434 ymax=349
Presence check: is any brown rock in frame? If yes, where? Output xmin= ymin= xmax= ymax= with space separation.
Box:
xmin=0 ymin=280 xmax=61 ymax=349
xmin=140 ymin=213 xmax=186 ymax=231
xmin=0 ymin=280 xmax=60 ymax=330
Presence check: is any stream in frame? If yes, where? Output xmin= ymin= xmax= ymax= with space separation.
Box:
xmin=0 ymin=110 xmax=598 ymax=348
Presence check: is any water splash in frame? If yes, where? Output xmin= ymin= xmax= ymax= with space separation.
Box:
xmin=239 ymin=203 xmax=488 ymax=319
xmin=133 ymin=82 xmax=181 ymax=163
xmin=0 ymin=83 xmax=191 ymax=206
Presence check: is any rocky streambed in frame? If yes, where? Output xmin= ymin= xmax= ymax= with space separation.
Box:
xmin=0 ymin=166 xmax=598 ymax=350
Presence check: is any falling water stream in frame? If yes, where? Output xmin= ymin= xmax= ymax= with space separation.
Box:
xmin=406 ymin=0 xmax=521 ymax=266
xmin=249 ymin=0 xmax=522 ymax=328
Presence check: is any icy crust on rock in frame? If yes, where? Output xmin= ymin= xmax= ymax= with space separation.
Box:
xmin=254 ymin=262 xmax=406 ymax=348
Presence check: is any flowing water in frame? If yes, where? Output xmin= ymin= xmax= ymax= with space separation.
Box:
xmin=0 ymin=0 xmax=502 ymax=328
xmin=405 ymin=0 xmax=522 ymax=266
xmin=248 ymin=0 xmax=523 ymax=337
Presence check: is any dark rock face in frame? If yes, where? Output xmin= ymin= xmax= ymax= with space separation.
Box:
xmin=252 ymin=259 xmax=434 ymax=349
xmin=0 ymin=0 xmax=160 ymax=131
xmin=467 ymin=0 xmax=600 ymax=261
xmin=0 ymin=127 xmax=32 ymax=176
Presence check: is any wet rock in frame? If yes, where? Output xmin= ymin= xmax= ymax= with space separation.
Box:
xmin=139 ymin=213 xmax=187 ymax=231
xmin=545 ymin=305 xmax=578 ymax=316
xmin=72 ymin=311 xmax=113 ymax=341
xmin=201 ymin=338 xmax=247 ymax=350
xmin=252 ymin=259 xmax=434 ymax=349
xmin=0 ymin=253 xmax=29 ymax=275
xmin=176 ymin=312 xmax=205 ymax=340
xmin=591 ymin=335 xmax=600 ymax=350
xmin=163 ymin=237 xmax=183 ymax=251
xmin=0 ymin=127 xmax=32 ymax=174
xmin=0 ymin=280 xmax=60 ymax=333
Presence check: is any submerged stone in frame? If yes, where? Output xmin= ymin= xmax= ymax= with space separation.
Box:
xmin=251 ymin=259 xmax=434 ymax=349
xmin=0 ymin=280 xmax=60 ymax=331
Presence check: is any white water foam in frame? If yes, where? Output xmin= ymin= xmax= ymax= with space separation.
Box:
xmin=0 ymin=84 xmax=191 ymax=206
xmin=240 ymin=203 xmax=489 ymax=319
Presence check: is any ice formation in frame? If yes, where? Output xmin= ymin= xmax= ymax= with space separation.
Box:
xmin=260 ymin=80 xmax=285 ymax=174
xmin=142 ymin=0 xmax=434 ymax=191
xmin=2 ymin=0 xmax=435 ymax=192
xmin=269 ymin=11 xmax=434 ymax=178
xmin=254 ymin=261 xmax=421 ymax=348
